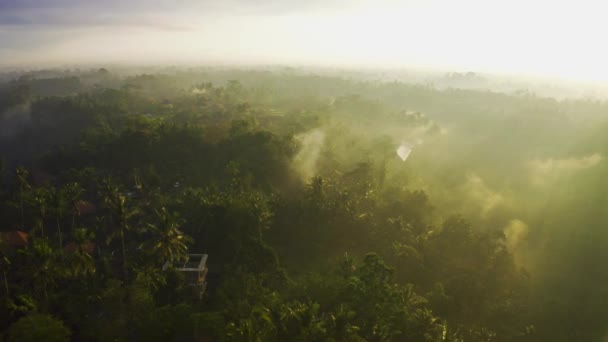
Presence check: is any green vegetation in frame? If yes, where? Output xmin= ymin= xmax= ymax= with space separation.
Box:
xmin=1 ymin=67 xmax=607 ymax=341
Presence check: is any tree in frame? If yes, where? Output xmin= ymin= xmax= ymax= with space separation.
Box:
xmin=15 ymin=166 xmax=31 ymax=229
xmin=63 ymin=182 xmax=84 ymax=234
xmin=135 ymin=303 xmax=197 ymax=341
xmin=23 ymin=239 xmax=59 ymax=307
xmin=142 ymin=207 xmax=191 ymax=265
xmin=7 ymin=314 xmax=71 ymax=342
xmin=0 ymin=234 xmax=10 ymax=296
xmin=0 ymin=158 xmax=6 ymax=186
xmin=341 ymin=253 xmax=444 ymax=341
xmin=99 ymin=177 xmax=137 ymax=283
xmin=30 ymin=187 xmax=51 ymax=238
xmin=48 ymin=187 xmax=66 ymax=253
xmin=63 ymin=228 xmax=96 ymax=278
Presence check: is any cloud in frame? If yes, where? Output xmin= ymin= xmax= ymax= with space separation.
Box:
xmin=0 ymin=0 xmax=354 ymax=29
xmin=0 ymin=15 xmax=31 ymax=25
xmin=0 ymin=0 xmax=210 ymax=32
xmin=0 ymin=10 xmax=196 ymax=31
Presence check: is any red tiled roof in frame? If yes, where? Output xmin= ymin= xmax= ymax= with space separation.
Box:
xmin=1 ymin=231 xmax=29 ymax=248
xmin=30 ymin=170 xmax=53 ymax=185
xmin=64 ymin=241 xmax=96 ymax=254
xmin=75 ymin=200 xmax=96 ymax=215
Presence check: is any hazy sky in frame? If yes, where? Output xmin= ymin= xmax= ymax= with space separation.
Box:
xmin=1 ymin=0 xmax=606 ymax=81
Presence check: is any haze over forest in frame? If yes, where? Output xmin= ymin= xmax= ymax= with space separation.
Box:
xmin=2 ymin=1 xmax=608 ymax=341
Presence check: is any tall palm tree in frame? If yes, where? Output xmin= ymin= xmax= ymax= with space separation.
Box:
xmin=143 ymin=207 xmax=191 ymax=265
xmin=49 ymin=187 xmax=66 ymax=253
xmin=99 ymin=178 xmax=144 ymax=342
xmin=15 ymin=167 xmax=31 ymax=229
xmin=0 ymin=235 xmax=10 ymax=297
xmin=31 ymin=187 xmax=51 ymax=238
xmin=100 ymin=178 xmax=137 ymax=283
xmin=64 ymin=228 xmax=96 ymax=278
xmin=0 ymin=158 xmax=5 ymax=182
xmin=63 ymin=182 xmax=84 ymax=234
xmin=25 ymin=239 xmax=59 ymax=309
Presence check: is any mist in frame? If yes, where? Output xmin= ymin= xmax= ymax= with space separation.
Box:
xmin=292 ymin=129 xmax=325 ymax=180
xmin=0 ymin=103 xmax=31 ymax=138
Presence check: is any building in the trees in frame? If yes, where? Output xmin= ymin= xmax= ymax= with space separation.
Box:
xmin=163 ymin=254 xmax=209 ymax=299
xmin=64 ymin=241 xmax=96 ymax=254
xmin=75 ymin=200 xmax=96 ymax=215
xmin=1 ymin=230 xmax=28 ymax=249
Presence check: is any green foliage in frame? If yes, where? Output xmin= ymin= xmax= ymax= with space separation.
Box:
xmin=2 ymin=67 xmax=603 ymax=340
xmin=135 ymin=304 xmax=197 ymax=341
xmin=7 ymin=314 xmax=71 ymax=342
xmin=142 ymin=207 xmax=191 ymax=265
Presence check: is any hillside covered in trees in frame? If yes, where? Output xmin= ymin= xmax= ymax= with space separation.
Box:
xmin=1 ymin=67 xmax=608 ymax=341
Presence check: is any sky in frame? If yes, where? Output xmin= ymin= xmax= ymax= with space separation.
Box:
xmin=1 ymin=0 xmax=607 ymax=81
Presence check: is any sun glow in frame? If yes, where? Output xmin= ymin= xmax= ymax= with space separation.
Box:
xmin=3 ymin=0 xmax=608 ymax=82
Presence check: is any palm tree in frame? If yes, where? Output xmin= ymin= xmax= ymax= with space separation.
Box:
xmin=99 ymin=178 xmax=146 ymax=342
xmin=143 ymin=207 xmax=191 ymax=265
xmin=0 ymin=235 xmax=10 ymax=296
xmin=0 ymin=158 xmax=6 ymax=188
xmin=31 ymin=187 xmax=51 ymax=238
xmin=25 ymin=239 xmax=59 ymax=309
xmin=64 ymin=228 xmax=96 ymax=278
xmin=15 ymin=167 xmax=31 ymax=229
xmin=100 ymin=177 xmax=137 ymax=283
xmin=63 ymin=182 xmax=84 ymax=234
xmin=49 ymin=187 xmax=66 ymax=253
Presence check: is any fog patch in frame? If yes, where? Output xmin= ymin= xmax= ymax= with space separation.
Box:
xmin=462 ymin=174 xmax=505 ymax=216
xmin=503 ymin=219 xmax=528 ymax=266
xmin=528 ymin=153 xmax=603 ymax=185
xmin=292 ymin=129 xmax=325 ymax=180
xmin=0 ymin=103 xmax=31 ymax=138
